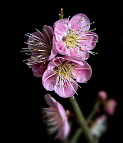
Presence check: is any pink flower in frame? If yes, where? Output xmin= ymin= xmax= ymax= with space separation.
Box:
xmin=90 ymin=115 xmax=107 ymax=138
xmin=42 ymin=56 xmax=92 ymax=98
xmin=53 ymin=13 xmax=98 ymax=60
xmin=97 ymin=90 xmax=107 ymax=101
xmin=42 ymin=94 xmax=70 ymax=140
xmin=22 ymin=25 xmax=57 ymax=77
xmin=104 ymin=99 xmax=117 ymax=115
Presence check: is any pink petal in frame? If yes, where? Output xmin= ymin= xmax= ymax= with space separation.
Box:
xmin=43 ymin=25 xmax=53 ymax=45
xmin=79 ymin=32 xmax=98 ymax=50
xmin=57 ymin=120 xmax=70 ymax=140
xmin=28 ymin=62 xmax=47 ymax=77
xmin=44 ymin=94 xmax=57 ymax=108
xmin=54 ymin=81 xmax=78 ymax=98
xmin=42 ymin=70 xmax=56 ymax=91
xmin=69 ymin=13 xmax=90 ymax=31
xmin=62 ymin=56 xmax=85 ymax=66
xmin=63 ymin=119 xmax=70 ymax=139
xmin=56 ymin=102 xmax=66 ymax=120
xmin=54 ymin=40 xmax=67 ymax=55
xmin=48 ymin=39 xmax=57 ymax=60
xmin=54 ymin=18 xmax=68 ymax=41
xmin=72 ymin=60 xmax=92 ymax=83
xmin=69 ymin=48 xmax=90 ymax=60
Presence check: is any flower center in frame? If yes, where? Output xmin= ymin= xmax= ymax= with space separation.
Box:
xmin=57 ymin=64 xmax=73 ymax=80
xmin=62 ymin=31 xmax=78 ymax=48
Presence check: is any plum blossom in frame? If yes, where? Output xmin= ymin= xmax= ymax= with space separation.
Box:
xmin=42 ymin=94 xmax=70 ymax=140
xmin=53 ymin=13 xmax=98 ymax=60
xmin=22 ymin=25 xmax=57 ymax=77
xmin=42 ymin=56 xmax=92 ymax=98
xmin=90 ymin=115 xmax=107 ymax=138
xmin=104 ymin=99 xmax=117 ymax=115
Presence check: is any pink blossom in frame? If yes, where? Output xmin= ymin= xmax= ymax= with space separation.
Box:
xmin=42 ymin=94 xmax=70 ymax=140
xmin=53 ymin=13 xmax=98 ymax=60
xmin=22 ymin=25 xmax=57 ymax=77
xmin=104 ymin=99 xmax=117 ymax=115
xmin=90 ymin=115 xmax=107 ymax=138
xmin=97 ymin=90 xmax=107 ymax=101
xmin=42 ymin=56 xmax=92 ymax=98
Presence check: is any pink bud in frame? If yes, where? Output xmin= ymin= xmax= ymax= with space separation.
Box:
xmin=104 ymin=99 xmax=117 ymax=115
xmin=97 ymin=91 xmax=107 ymax=101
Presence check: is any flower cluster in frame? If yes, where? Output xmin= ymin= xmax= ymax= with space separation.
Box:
xmin=22 ymin=11 xmax=117 ymax=142
xmin=22 ymin=13 xmax=98 ymax=97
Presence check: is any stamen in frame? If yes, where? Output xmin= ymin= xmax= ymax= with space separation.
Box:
xmin=73 ymin=14 xmax=84 ymax=30
xmin=89 ymin=28 xmax=96 ymax=32
xmin=76 ymin=38 xmax=88 ymax=41
xmin=67 ymin=80 xmax=78 ymax=95
xmin=90 ymin=22 xmax=95 ymax=25
xmin=70 ymin=47 xmax=84 ymax=58
xmin=73 ymin=70 xmax=86 ymax=79
xmin=87 ymin=51 xmax=98 ymax=55
xmin=35 ymin=28 xmax=48 ymax=44
xmin=43 ymin=28 xmax=51 ymax=45
xmin=62 ymin=80 xmax=65 ymax=98
xmin=66 ymin=15 xmax=70 ymax=34
xmin=57 ymin=58 xmax=62 ymax=64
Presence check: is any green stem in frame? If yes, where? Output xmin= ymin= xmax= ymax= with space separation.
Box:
xmin=70 ymin=101 xmax=100 ymax=143
xmin=69 ymin=96 xmax=94 ymax=143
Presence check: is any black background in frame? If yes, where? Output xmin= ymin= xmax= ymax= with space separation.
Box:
xmin=1 ymin=0 xmax=123 ymax=143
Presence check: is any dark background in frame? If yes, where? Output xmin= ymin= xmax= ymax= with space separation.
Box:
xmin=1 ymin=0 xmax=123 ymax=143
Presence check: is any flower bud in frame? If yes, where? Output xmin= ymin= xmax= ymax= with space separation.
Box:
xmin=104 ymin=99 xmax=117 ymax=115
xmin=97 ymin=90 xmax=107 ymax=101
